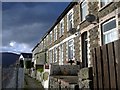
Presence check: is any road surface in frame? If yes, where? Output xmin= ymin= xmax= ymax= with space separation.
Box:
xmin=24 ymin=74 xmax=44 ymax=90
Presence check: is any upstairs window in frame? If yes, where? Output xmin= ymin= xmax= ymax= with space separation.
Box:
xmin=68 ymin=12 xmax=73 ymax=29
xmin=50 ymin=31 xmax=52 ymax=44
xmin=102 ymin=18 xmax=118 ymax=44
xmin=41 ymin=41 xmax=43 ymax=49
xmin=81 ymin=0 xmax=87 ymax=21
xmin=100 ymin=0 xmax=112 ymax=7
xmin=46 ymin=35 xmax=48 ymax=46
xmin=44 ymin=39 xmax=46 ymax=48
xmin=59 ymin=19 xmax=64 ymax=37
xmin=67 ymin=9 xmax=74 ymax=31
xmin=54 ymin=27 xmax=57 ymax=41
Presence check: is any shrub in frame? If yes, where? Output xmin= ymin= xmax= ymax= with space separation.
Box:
xmin=37 ymin=68 xmax=44 ymax=73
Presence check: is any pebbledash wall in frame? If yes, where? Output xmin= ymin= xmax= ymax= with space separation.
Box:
xmin=32 ymin=0 xmax=120 ymax=88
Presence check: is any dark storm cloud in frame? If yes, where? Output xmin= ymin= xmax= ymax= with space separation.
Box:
xmin=3 ymin=2 xmax=69 ymax=29
xmin=2 ymin=2 xmax=69 ymax=52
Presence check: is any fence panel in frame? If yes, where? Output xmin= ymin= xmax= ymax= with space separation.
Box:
xmin=92 ymin=39 xmax=120 ymax=89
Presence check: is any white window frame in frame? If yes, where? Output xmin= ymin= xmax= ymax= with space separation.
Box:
xmin=43 ymin=39 xmax=45 ymax=49
xmin=81 ymin=0 xmax=88 ymax=21
xmin=54 ymin=26 xmax=57 ymax=41
xmin=44 ymin=38 xmax=46 ymax=48
xmin=54 ymin=47 xmax=57 ymax=63
xmin=102 ymin=18 xmax=119 ymax=44
xmin=46 ymin=35 xmax=48 ymax=45
xmin=99 ymin=0 xmax=112 ymax=8
xmin=41 ymin=41 xmax=43 ymax=49
xmin=59 ymin=19 xmax=64 ymax=37
xmin=59 ymin=44 xmax=64 ymax=65
xmin=49 ymin=50 xmax=53 ymax=64
xmin=67 ymin=8 xmax=74 ymax=31
xmin=68 ymin=39 xmax=74 ymax=60
xmin=50 ymin=31 xmax=52 ymax=44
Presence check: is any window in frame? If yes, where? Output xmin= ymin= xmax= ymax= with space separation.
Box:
xmin=44 ymin=39 xmax=46 ymax=48
xmin=68 ymin=39 xmax=74 ymax=60
xmin=81 ymin=0 xmax=87 ymax=21
xmin=39 ymin=43 xmax=41 ymax=51
xmin=54 ymin=48 xmax=57 ymax=62
xmin=59 ymin=44 xmax=63 ymax=65
xmin=67 ymin=9 xmax=74 ymax=31
xmin=54 ymin=27 xmax=57 ymax=41
xmin=49 ymin=50 xmax=53 ymax=63
xmin=46 ymin=35 xmax=48 ymax=45
xmin=68 ymin=12 xmax=73 ymax=30
xmin=60 ymin=19 xmax=64 ymax=37
xmin=41 ymin=41 xmax=43 ymax=49
xmin=50 ymin=31 xmax=52 ymax=44
xmin=102 ymin=18 xmax=118 ymax=44
xmin=43 ymin=39 xmax=45 ymax=49
xmin=100 ymin=0 xmax=112 ymax=7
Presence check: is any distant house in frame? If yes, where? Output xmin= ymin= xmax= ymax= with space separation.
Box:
xmin=19 ymin=53 xmax=32 ymax=69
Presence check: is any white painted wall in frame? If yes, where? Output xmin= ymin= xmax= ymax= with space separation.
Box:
xmin=19 ymin=55 xmax=24 ymax=60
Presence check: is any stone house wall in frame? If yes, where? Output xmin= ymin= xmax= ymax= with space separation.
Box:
xmin=32 ymin=0 xmax=120 ymax=70
xmin=32 ymin=1 xmax=120 ymax=89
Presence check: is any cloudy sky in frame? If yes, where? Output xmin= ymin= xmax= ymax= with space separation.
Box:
xmin=1 ymin=2 xmax=69 ymax=54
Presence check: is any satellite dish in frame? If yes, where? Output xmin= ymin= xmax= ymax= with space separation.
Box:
xmin=85 ymin=14 xmax=96 ymax=23
xmin=69 ymin=28 xmax=76 ymax=34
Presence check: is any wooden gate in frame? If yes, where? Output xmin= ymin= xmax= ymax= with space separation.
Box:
xmin=92 ymin=39 xmax=120 ymax=89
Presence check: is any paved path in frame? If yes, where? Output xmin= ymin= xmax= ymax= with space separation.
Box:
xmin=24 ymin=74 xmax=44 ymax=90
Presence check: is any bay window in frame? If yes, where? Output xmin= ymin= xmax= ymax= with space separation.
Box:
xmin=102 ymin=18 xmax=118 ymax=44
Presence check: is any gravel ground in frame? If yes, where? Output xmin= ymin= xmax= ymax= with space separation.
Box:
xmin=24 ymin=74 xmax=44 ymax=90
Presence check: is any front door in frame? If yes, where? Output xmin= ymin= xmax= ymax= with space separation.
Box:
xmin=81 ymin=32 xmax=88 ymax=67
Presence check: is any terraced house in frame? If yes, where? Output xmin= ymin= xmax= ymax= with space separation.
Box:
xmin=32 ymin=0 xmax=120 ymax=89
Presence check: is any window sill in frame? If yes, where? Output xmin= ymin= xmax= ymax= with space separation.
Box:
xmin=98 ymin=2 xmax=113 ymax=12
xmin=54 ymin=61 xmax=57 ymax=63
xmin=54 ymin=39 xmax=57 ymax=42
xmin=79 ymin=19 xmax=86 ymax=25
xmin=49 ymin=43 xmax=52 ymax=45
xmin=59 ymin=34 xmax=64 ymax=38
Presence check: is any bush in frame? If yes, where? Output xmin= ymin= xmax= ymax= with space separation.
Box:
xmin=43 ymin=72 xmax=49 ymax=81
xmin=37 ymin=68 xmax=43 ymax=73
xmin=25 ymin=61 xmax=31 ymax=69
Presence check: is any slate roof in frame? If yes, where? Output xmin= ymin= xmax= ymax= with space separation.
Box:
xmin=32 ymin=2 xmax=78 ymax=52
xmin=21 ymin=53 xmax=32 ymax=58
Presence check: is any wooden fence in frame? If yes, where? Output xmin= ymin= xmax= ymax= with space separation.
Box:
xmin=92 ymin=39 xmax=120 ymax=89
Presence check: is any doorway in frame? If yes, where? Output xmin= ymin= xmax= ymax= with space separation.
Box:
xmin=81 ymin=32 xmax=88 ymax=67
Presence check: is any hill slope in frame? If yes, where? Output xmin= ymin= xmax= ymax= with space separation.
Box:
xmin=0 ymin=52 xmax=20 ymax=67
